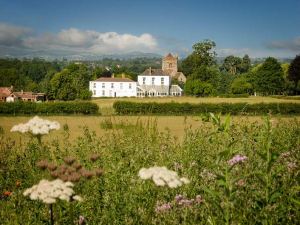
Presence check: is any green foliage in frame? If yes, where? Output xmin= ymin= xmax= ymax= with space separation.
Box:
xmin=184 ymin=80 xmax=215 ymax=96
xmin=0 ymin=101 xmax=99 ymax=115
xmin=288 ymin=55 xmax=300 ymax=94
xmin=113 ymin=101 xmax=300 ymax=115
xmin=50 ymin=64 xmax=93 ymax=100
xmin=230 ymin=76 xmax=253 ymax=94
xmin=252 ymin=57 xmax=285 ymax=95
xmin=0 ymin=116 xmax=299 ymax=224
xmin=181 ymin=39 xmax=217 ymax=76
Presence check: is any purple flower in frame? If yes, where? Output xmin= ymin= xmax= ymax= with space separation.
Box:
xmin=228 ymin=154 xmax=248 ymax=166
xmin=175 ymin=194 xmax=184 ymax=203
xmin=155 ymin=202 xmax=172 ymax=213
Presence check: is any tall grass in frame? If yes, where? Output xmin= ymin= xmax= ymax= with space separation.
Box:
xmin=0 ymin=115 xmax=299 ymax=224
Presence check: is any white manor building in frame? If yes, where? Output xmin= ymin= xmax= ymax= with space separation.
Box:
xmin=89 ymin=76 xmax=137 ymax=97
xmin=89 ymin=53 xmax=184 ymax=98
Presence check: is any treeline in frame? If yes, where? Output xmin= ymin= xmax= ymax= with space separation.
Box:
xmin=0 ymin=57 xmax=161 ymax=100
xmin=181 ymin=40 xmax=300 ymax=96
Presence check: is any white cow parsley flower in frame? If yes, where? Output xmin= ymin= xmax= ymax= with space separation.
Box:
xmin=23 ymin=179 xmax=82 ymax=204
xmin=138 ymin=166 xmax=190 ymax=188
xmin=11 ymin=116 xmax=60 ymax=135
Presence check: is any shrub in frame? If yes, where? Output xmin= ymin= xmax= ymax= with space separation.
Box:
xmin=113 ymin=101 xmax=300 ymax=115
xmin=0 ymin=101 xmax=99 ymax=115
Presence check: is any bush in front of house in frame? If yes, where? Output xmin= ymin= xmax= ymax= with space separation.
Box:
xmin=113 ymin=101 xmax=300 ymax=115
xmin=0 ymin=101 xmax=99 ymax=115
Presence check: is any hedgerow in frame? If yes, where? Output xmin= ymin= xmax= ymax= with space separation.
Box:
xmin=0 ymin=101 xmax=99 ymax=115
xmin=113 ymin=101 xmax=300 ymax=115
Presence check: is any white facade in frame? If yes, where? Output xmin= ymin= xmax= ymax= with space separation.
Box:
xmin=89 ymin=78 xmax=137 ymax=97
xmin=137 ymin=75 xmax=170 ymax=87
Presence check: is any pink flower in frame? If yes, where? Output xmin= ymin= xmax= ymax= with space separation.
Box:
xmin=228 ymin=154 xmax=247 ymax=166
xmin=155 ymin=202 xmax=172 ymax=213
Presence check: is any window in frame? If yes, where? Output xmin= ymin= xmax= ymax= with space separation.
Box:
xmin=111 ymin=83 xmax=114 ymax=88
xmin=152 ymin=77 xmax=155 ymax=85
xmin=102 ymin=90 xmax=105 ymax=96
xmin=143 ymin=77 xmax=146 ymax=85
xmin=93 ymin=90 xmax=96 ymax=95
xmin=93 ymin=83 xmax=96 ymax=88
xmin=102 ymin=83 xmax=105 ymax=88
xmin=169 ymin=63 xmax=172 ymax=68
xmin=161 ymin=77 xmax=164 ymax=85
xmin=120 ymin=83 xmax=123 ymax=89
xmin=129 ymin=83 xmax=132 ymax=89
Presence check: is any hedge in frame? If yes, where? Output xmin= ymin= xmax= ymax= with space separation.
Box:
xmin=0 ymin=101 xmax=99 ymax=115
xmin=113 ymin=101 xmax=300 ymax=115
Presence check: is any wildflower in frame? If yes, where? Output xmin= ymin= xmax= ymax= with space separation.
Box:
xmin=3 ymin=191 xmax=12 ymax=197
xmin=16 ymin=180 xmax=21 ymax=187
xmin=72 ymin=195 xmax=83 ymax=202
xmin=11 ymin=116 xmax=60 ymax=135
xmin=287 ymin=161 xmax=297 ymax=172
xmin=78 ymin=215 xmax=86 ymax=225
xmin=195 ymin=195 xmax=204 ymax=204
xmin=23 ymin=179 xmax=82 ymax=204
xmin=138 ymin=166 xmax=190 ymax=188
xmin=236 ymin=179 xmax=246 ymax=187
xmin=47 ymin=163 xmax=57 ymax=171
xmin=228 ymin=154 xmax=248 ymax=166
xmin=89 ymin=153 xmax=100 ymax=162
xmin=63 ymin=157 xmax=76 ymax=165
xmin=37 ymin=160 xmax=49 ymax=170
xmin=94 ymin=168 xmax=104 ymax=177
xmin=72 ymin=162 xmax=82 ymax=170
xmin=155 ymin=202 xmax=172 ymax=213
xmin=200 ymin=169 xmax=216 ymax=182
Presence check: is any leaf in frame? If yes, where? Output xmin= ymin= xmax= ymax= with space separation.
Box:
xmin=269 ymin=191 xmax=281 ymax=203
xmin=290 ymin=198 xmax=300 ymax=206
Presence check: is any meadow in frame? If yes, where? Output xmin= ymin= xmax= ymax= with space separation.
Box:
xmin=0 ymin=96 xmax=300 ymax=224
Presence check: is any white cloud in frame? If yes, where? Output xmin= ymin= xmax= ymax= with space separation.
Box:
xmin=0 ymin=23 xmax=31 ymax=46
xmin=23 ymin=28 xmax=158 ymax=54
xmin=267 ymin=37 xmax=300 ymax=52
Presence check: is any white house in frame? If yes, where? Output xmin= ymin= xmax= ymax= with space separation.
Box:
xmin=137 ymin=68 xmax=182 ymax=97
xmin=89 ymin=76 xmax=137 ymax=97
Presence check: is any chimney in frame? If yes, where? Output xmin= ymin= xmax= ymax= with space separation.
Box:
xmin=149 ymin=67 xmax=151 ymax=75
xmin=10 ymin=85 xmax=13 ymax=91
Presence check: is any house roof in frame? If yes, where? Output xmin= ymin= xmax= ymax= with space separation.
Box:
xmin=141 ymin=68 xmax=170 ymax=76
xmin=0 ymin=87 xmax=13 ymax=97
xmin=14 ymin=92 xmax=45 ymax=99
xmin=94 ymin=77 xmax=134 ymax=82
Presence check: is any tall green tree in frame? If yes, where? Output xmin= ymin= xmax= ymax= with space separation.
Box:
xmin=288 ymin=55 xmax=300 ymax=94
xmin=50 ymin=64 xmax=92 ymax=100
xmin=222 ymin=55 xmax=242 ymax=75
xmin=253 ymin=57 xmax=284 ymax=95
xmin=181 ymin=39 xmax=216 ymax=76
xmin=240 ymin=54 xmax=251 ymax=73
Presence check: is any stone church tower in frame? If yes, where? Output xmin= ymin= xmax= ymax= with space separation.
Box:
xmin=162 ymin=53 xmax=186 ymax=83
xmin=162 ymin=53 xmax=178 ymax=75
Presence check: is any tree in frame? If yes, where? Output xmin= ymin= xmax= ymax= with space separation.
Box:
xmin=50 ymin=64 xmax=93 ymax=100
xmin=222 ymin=55 xmax=242 ymax=75
xmin=288 ymin=55 xmax=300 ymax=94
xmin=253 ymin=57 xmax=284 ymax=95
xmin=184 ymin=79 xmax=215 ymax=96
xmin=181 ymin=39 xmax=217 ymax=76
xmin=240 ymin=54 xmax=251 ymax=73
xmin=230 ymin=76 xmax=253 ymax=94
xmin=190 ymin=65 xmax=221 ymax=89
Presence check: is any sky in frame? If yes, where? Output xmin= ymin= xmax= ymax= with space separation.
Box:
xmin=0 ymin=0 xmax=299 ymax=58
